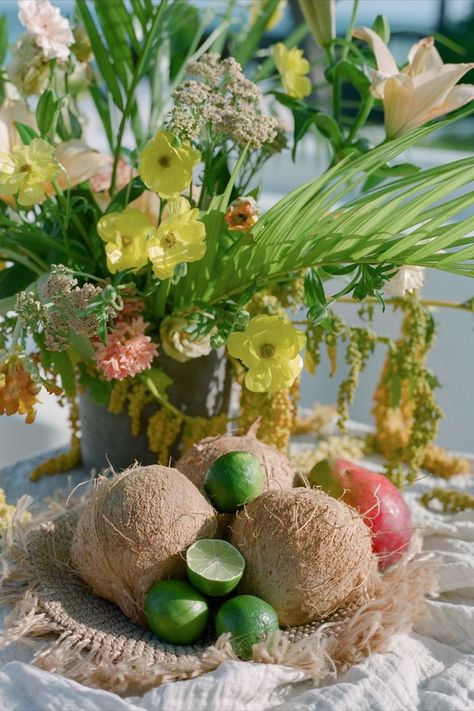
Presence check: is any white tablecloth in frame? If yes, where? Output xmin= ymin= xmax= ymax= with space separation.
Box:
xmin=0 ymin=449 xmax=473 ymax=711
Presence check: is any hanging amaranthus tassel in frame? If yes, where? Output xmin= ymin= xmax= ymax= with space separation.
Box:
xmin=421 ymin=487 xmax=474 ymax=512
xmin=30 ymin=398 xmax=82 ymax=480
xmin=181 ymin=414 xmax=228 ymax=453
xmin=238 ymin=378 xmax=300 ymax=452
xmin=372 ymin=295 xmax=468 ymax=485
xmin=147 ymin=408 xmax=183 ymax=465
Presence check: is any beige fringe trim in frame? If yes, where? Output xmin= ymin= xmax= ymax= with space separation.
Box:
xmin=0 ymin=496 xmax=438 ymax=696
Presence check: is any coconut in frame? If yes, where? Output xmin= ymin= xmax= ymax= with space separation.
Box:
xmin=230 ymin=488 xmax=376 ymax=627
xmin=71 ymin=464 xmax=218 ymax=625
xmin=176 ymin=425 xmax=297 ymax=494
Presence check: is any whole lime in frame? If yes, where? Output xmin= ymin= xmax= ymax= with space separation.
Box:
xmin=144 ymin=580 xmax=209 ymax=645
xmin=215 ymin=594 xmax=279 ymax=659
xmin=204 ymin=451 xmax=265 ymax=513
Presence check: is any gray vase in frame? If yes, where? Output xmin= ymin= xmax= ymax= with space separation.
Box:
xmin=79 ymin=349 xmax=232 ymax=472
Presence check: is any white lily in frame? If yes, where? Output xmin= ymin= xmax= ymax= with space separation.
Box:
xmin=353 ymin=27 xmax=474 ymax=138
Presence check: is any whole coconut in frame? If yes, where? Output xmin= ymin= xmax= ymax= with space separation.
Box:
xmin=230 ymin=488 xmax=376 ymax=627
xmin=71 ymin=465 xmax=218 ymax=625
xmin=176 ymin=426 xmax=297 ymax=494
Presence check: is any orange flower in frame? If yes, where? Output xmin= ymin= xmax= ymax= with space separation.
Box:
xmin=0 ymin=355 xmax=41 ymax=423
xmin=224 ymin=196 xmax=259 ymax=231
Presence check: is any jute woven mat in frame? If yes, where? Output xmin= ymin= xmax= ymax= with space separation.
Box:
xmin=0 ymin=498 xmax=438 ymax=696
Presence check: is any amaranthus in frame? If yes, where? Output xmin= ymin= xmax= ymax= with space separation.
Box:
xmin=147 ymin=408 xmax=183 ymax=464
xmin=420 ymin=487 xmax=474 ymax=513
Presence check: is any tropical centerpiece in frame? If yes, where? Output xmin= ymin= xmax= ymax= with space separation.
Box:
xmin=0 ymin=0 xmax=473 ymax=505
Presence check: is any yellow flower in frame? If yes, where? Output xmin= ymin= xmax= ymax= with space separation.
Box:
xmin=274 ymin=43 xmax=311 ymax=99
xmin=0 ymin=138 xmax=60 ymax=206
xmin=138 ymin=130 xmax=200 ymax=199
xmin=97 ymin=207 xmax=151 ymax=274
xmin=147 ymin=197 xmax=206 ymax=280
xmin=250 ymin=0 xmax=286 ymax=30
xmin=353 ymin=28 xmax=474 ymax=138
xmin=298 ymin=0 xmax=335 ymax=49
xmin=227 ymin=315 xmax=306 ymax=394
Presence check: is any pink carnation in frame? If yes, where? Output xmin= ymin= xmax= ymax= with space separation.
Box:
xmin=94 ymin=317 xmax=158 ymax=381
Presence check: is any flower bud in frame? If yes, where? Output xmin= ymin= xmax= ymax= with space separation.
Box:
xmin=372 ymin=15 xmax=390 ymax=44
xmin=298 ymin=0 xmax=335 ymax=50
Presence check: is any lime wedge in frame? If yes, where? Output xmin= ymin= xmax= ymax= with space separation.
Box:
xmin=186 ymin=539 xmax=245 ymax=597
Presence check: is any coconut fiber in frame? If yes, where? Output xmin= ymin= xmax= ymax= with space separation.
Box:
xmin=0 ymin=495 xmax=438 ymax=697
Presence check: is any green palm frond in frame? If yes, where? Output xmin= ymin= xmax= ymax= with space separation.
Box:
xmin=176 ymin=121 xmax=474 ymax=306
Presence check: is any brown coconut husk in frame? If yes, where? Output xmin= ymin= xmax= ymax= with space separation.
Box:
xmin=231 ymin=489 xmax=376 ymax=627
xmin=0 ymin=490 xmax=438 ymax=696
xmin=176 ymin=422 xmax=298 ymax=493
xmin=71 ymin=465 xmax=219 ymax=625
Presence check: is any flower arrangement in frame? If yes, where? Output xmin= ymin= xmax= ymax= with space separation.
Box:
xmin=0 ymin=0 xmax=473 ymax=492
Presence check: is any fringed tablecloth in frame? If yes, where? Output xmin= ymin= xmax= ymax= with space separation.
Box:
xmin=0 ymin=446 xmax=473 ymax=711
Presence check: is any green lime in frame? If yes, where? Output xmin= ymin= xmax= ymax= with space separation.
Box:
xmin=144 ymin=580 xmax=209 ymax=645
xmin=204 ymin=451 xmax=265 ymax=513
xmin=215 ymin=594 xmax=279 ymax=659
xmin=186 ymin=539 xmax=245 ymax=596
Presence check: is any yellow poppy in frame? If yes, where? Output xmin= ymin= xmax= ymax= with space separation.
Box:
xmin=274 ymin=43 xmax=311 ymax=99
xmin=147 ymin=197 xmax=206 ymax=280
xmin=97 ymin=207 xmax=151 ymax=274
xmin=227 ymin=314 xmax=306 ymax=393
xmin=0 ymin=138 xmax=60 ymax=206
xmin=138 ymin=130 xmax=200 ymax=199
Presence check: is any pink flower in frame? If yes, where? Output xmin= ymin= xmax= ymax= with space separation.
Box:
xmin=94 ymin=317 xmax=158 ymax=381
xmin=18 ymin=0 xmax=74 ymax=62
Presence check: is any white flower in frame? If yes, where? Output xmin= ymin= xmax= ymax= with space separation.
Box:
xmin=160 ymin=316 xmax=213 ymax=363
xmin=18 ymin=0 xmax=74 ymax=62
xmin=384 ymin=266 xmax=425 ymax=297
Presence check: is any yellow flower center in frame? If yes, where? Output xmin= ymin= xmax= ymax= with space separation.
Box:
xmin=158 ymin=154 xmax=172 ymax=168
xmin=160 ymin=232 xmax=177 ymax=249
xmin=121 ymin=234 xmax=132 ymax=247
xmin=259 ymin=342 xmax=276 ymax=359
xmin=19 ymin=163 xmax=32 ymax=173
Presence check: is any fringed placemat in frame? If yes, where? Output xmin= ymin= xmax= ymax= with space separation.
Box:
xmin=0 ymin=496 xmax=438 ymax=696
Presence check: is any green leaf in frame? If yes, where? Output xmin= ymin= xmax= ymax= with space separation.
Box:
xmin=231 ymin=0 xmax=280 ymax=67
xmin=0 ymin=16 xmax=8 ymax=65
xmin=328 ymin=59 xmax=370 ymax=97
xmin=49 ymin=350 xmax=76 ymax=397
xmin=95 ymin=0 xmax=134 ymax=88
xmin=0 ymin=264 xmax=35 ymax=297
xmin=14 ymin=122 xmax=40 ymax=145
xmin=314 ymin=114 xmax=343 ymax=147
xmin=304 ymin=268 xmax=326 ymax=307
xmin=76 ymin=0 xmax=124 ymax=110
xmin=144 ymin=367 xmax=174 ymax=408
xmin=106 ymin=177 xmax=146 ymax=214
xmin=167 ymin=1 xmax=201 ymax=80
xmin=363 ymin=162 xmax=421 ymax=191
xmin=77 ymin=364 xmax=112 ymax=405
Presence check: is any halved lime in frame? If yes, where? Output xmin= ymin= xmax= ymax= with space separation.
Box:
xmin=186 ymin=539 xmax=245 ymax=597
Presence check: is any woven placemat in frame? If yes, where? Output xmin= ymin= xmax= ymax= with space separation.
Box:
xmin=0 ymin=498 xmax=438 ymax=696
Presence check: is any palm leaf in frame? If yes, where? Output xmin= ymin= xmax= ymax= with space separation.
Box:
xmin=175 ymin=120 xmax=474 ymax=306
